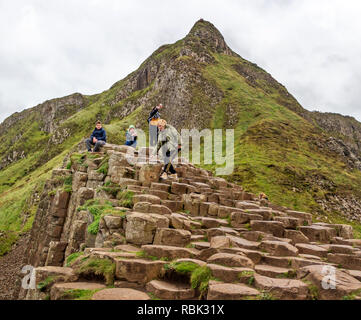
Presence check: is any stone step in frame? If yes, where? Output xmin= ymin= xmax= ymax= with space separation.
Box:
xmin=35 ymin=266 xmax=78 ymax=285
xmin=245 ymin=209 xmax=273 ymax=221
xmin=192 ymin=242 xmax=210 ymax=250
xmin=284 ymin=230 xmax=310 ymax=244
xmin=207 ymin=264 xmax=254 ymax=283
xmin=231 ymin=212 xmax=263 ymax=227
xmin=236 ymin=202 xmax=261 ymax=210
xmin=250 ymin=221 xmax=285 ymax=237
xmin=298 ymin=225 xmax=337 ymax=243
xmin=150 ymin=182 xmax=171 ymax=192
xmin=327 ymin=253 xmax=361 ymax=271
xmin=133 ymin=194 xmax=162 ymax=205
xmin=314 ymin=223 xmax=354 ymax=239
xmin=231 ymin=248 xmax=264 ymax=265
xmin=146 ymin=280 xmax=195 ymax=300
xmin=259 ymin=240 xmax=299 ymax=257
xmin=113 ymin=244 xmax=142 ymax=252
xmin=149 ymin=189 xmax=169 ymax=200
xmin=254 ymin=265 xmax=295 ymax=278
xmin=50 ymin=282 xmax=106 ymax=300
xmin=298 ymin=265 xmax=361 ymax=300
xmin=92 ymin=288 xmax=150 ymax=300
xmin=190 ymin=235 xmax=205 ymax=242
xmin=201 ymin=217 xmax=229 ymax=229
xmin=153 ymin=228 xmax=191 ymax=247
xmin=207 ymin=281 xmax=260 ymax=300
xmin=115 ymin=258 xmax=167 ymax=284
xmin=346 ymin=270 xmax=361 ymax=282
xmin=142 ymin=245 xmax=200 ymax=260
xmin=206 ymin=227 xmax=239 ymax=239
xmin=295 ymin=243 xmax=328 ymax=258
xmin=207 ymin=253 xmax=254 ymax=269
xmin=322 ymin=244 xmax=357 ymax=255
xmin=90 ymin=250 xmax=138 ymax=261
xmin=262 ymin=255 xmax=325 ymax=269
xmin=273 ymin=216 xmax=301 ymax=229
xmin=285 ymin=210 xmax=313 ymax=226
xmin=254 ymin=273 xmax=309 ymax=300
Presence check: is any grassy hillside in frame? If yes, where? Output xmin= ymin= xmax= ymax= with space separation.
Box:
xmin=200 ymin=53 xmax=361 ymax=236
xmin=1 ymin=19 xmax=361 ymax=255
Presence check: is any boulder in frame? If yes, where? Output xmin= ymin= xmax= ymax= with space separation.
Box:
xmin=274 ymin=216 xmax=300 ymax=229
xmin=298 ymin=265 xmax=361 ymax=300
xmin=210 ymin=236 xmax=231 ymax=249
xmin=153 ymin=228 xmax=191 ymax=247
xmin=231 ymin=212 xmax=263 ymax=227
xmin=286 ymin=210 xmax=313 ymax=226
xmin=92 ymin=288 xmax=150 ymax=300
xmin=149 ymin=204 xmax=172 ymax=215
xmin=284 ymin=230 xmax=310 ymax=244
xmin=171 ymin=182 xmax=189 ymax=195
xmin=295 ymin=243 xmax=328 ymax=258
xmin=115 ymin=259 xmax=166 ymax=284
xmin=201 ymin=217 xmax=229 ymax=229
xmin=207 ymin=282 xmax=259 ymax=300
xmin=50 ymin=282 xmax=106 ymax=300
xmin=146 ymin=280 xmax=195 ymax=300
xmin=260 ymin=240 xmax=299 ymax=257
xmin=149 ymin=214 xmax=170 ymax=229
xmin=142 ymin=245 xmax=200 ymax=260
xmin=139 ymin=164 xmax=163 ymax=187
xmin=250 ymin=221 xmax=284 ymax=237
xmin=207 ymin=264 xmax=254 ymax=283
xmin=103 ymin=216 xmax=123 ymax=230
xmin=133 ymin=194 xmax=161 ymax=205
xmin=254 ymin=265 xmax=293 ymax=278
xmin=254 ymin=274 xmax=309 ymax=300
xmin=299 ymin=225 xmax=337 ymax=243
xmin=207 ymin=253 xmax=254 ymax=269
xmin=327 ymin=253 xmax=361 ymax=271
xmin=35 ymin=266 xmax=78 ymax=286
xmin=125 ymin=213 xmax=157 ymax=245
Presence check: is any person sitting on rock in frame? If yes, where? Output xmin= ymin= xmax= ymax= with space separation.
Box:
xmin=148 ymin=103 xmax=163 ymax=147
xmin=151 ymin=119 xmax=182 ymax=179
xmin=85 ymin=120 xmax=107 ymax=152
xmin=125 ymin=125 xmax=138 ymax=148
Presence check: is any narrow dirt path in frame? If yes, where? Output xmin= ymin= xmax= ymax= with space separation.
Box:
xmin=0 ymin=234 xmax=28 ymax=300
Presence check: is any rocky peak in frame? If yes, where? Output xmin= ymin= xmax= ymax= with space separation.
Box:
xmin=184 ymin=19 xmax=234 ymax=56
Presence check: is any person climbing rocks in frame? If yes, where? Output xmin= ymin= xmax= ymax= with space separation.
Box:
xmin=125 ymin=125 xmax=138 ymax=148
xmin=85 ymin=120 xmax=107 ymax=152
xmin=151 ymin=119 xmax=182 ymax=179
xmin=148 ymin=103 xmax=163 ymax=147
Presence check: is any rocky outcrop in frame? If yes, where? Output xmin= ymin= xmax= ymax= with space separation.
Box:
xmin=0 ymin=93 xmax=85 ymax=170
xmin=15 ymin=143 xmax=361 ymax=301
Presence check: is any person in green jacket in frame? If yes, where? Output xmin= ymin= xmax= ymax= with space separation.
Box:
xmin=152 ymin=119 xmax=182 ymax=179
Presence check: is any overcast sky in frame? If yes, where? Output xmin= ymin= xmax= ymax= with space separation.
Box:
xmin=1 ymin=0 xmax=361 ymax=123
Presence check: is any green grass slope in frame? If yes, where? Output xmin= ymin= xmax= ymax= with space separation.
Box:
xmin=200 ymin=53 xmax=361 ymax=236
xmin=1 ymin=20 xmax=361 ymax=255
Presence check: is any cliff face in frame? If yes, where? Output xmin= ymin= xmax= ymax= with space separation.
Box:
xmin=305 ymin=111 xmax=361 ymax=170
xmin=2 ymin=19 xmax=361 ymax=266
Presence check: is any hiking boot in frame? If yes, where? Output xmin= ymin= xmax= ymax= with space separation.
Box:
xmin=160 ymin=172 xmax=168 ymax=180
xmin=169 ymin=174 xmax=178 ymax=179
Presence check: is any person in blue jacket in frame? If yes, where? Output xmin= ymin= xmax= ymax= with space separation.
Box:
xmin=85 ymin=120 xmax=107 ymax=152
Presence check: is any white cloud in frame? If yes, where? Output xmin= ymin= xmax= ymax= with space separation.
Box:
xmin=0 ymin=0 xmax=360 ymax=122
